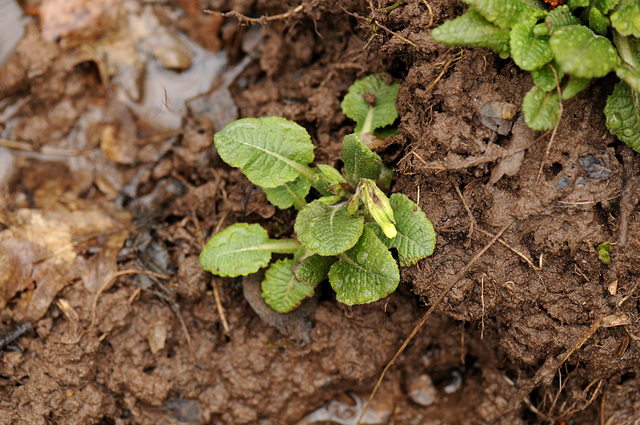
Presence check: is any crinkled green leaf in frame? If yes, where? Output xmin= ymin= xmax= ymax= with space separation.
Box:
xmin=341 ymin=74 xmax=400 ymax=134
xmin=604 ymin=81 xmax=640 ymax=152
xmin=368 ymin=194 xmax=436 ymax=267
xmin=510 ymin=18 xmax=553 ymax=71
xmin=328 ymin=227 xmax=400 ymax=305
xmin=610 ymin=0 xmax=640 ymax=38
xmin=588 ymin=6 xmax=610 ymax=35
xmin=341 ymin=133 xmax=382 ymax=186
xmin=430 ymin=8 xmax=511 ymax=57
xmin=463 ymin=0 xmax=547 ymax=30
xmin=523 ymin=85 xmax=561 ymax=130
xmin=293 ymin=255 xmax=337 ymax=286
xmin=532 ymin=61 xmax=564 ymax=91
xmin=567 ymin=0 xmax=589 ymax=8
xmin=595 ymin=0 xmax=620 ymax=11
xmin=214 ymin=117 xmax=315 ymax=189
xmin=261 ymin=259 xmax=316 ymax=313
xmin=562 ymin=75 xmax=591 ymax=99
xmin=549 ymin=25 xmax=620 ymax=79
xmin=595 ymin=0 xmax=620 ymax=15
xmin=263 ymin=177 xmax=311 ymax=210
xmin=200 ymin=223 xmax=299 ymax=277
xmin=545 ymin=5 xmax=579 ymax=33
xmin=616 ymin=64 xmax=640 ymax=92
xmin=295 ymin=200 xmax=365 ymax=256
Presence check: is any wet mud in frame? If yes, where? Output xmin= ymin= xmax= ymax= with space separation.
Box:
xmin=0 ymin=0 xmax=639 ymax=424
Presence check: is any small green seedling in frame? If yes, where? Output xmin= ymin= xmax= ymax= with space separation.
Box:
xmin=199 ymin=75 xmax=436 ymax=313
xmin=597 ymin=241 xmax=612 ymax=263
xmin=431 ymin=0 xmax=640 ymax=151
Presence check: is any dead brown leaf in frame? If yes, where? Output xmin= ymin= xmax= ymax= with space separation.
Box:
xmin=3 ymin=201 xmax=130 ymax=321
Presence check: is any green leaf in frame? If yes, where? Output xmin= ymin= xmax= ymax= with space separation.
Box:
xmin=588 ymin=6 xmax=610 ymax=35
xmin=597 ymin=241 xmax=611 ymax=263
xmin=610 ymin=0 xmax=640 ymax=38
xmin=293 ymin=255 xmax=337 ymax=286
xmin=463 ymin=0 xmax=547 ymax=30
xmin=368 ymin=194 xmax=436 ymax=267
xmin=604 ymin=81 xmax=640 ymax=152
xmin=294 ymin=200 xmax=365 ymax=256
xmin=261 ymin=259 xmax=316 ymax=313
xmin=545 ymin=5 xmax=580 ymax=33
xmin=567 ymin=0 xmax=589 ymax=8
xmin=532 ymin=61 xmax=564 ymax=91
xmin=549 ymin=25 xmax=620 ymax=79
xmin=562 ymin=75 xmax=591 ymax=99
xmin=616 ymin=64 xmax=640 ymax=92
xmin=594 ymin=0 xmax=620 ymax=13
xmin=522 ymin=85 xmax=561 ymax=130
xmin=340 ymin=74 xmax=400 ymax=134
xmin=430 ymin=8 xmax=511 ymax=57
xmin=263 ymin=177 xmax=311 ymax=210
xmin=510 ymin=18 xmax=553 ymax=71
xmin=341 ymin=133 xmax=383 ymax=186
xmin=328 ymin=227 xmax=400 ymax=305
xmin=200 ymin=223 xmax=300 ymax=277
xmin=312 ymin=164 xmax=351 ymax=197
xmin=214 ymin=117 xmax=315 ymax=189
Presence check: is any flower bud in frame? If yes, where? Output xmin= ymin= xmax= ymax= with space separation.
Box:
xmin=360 ymin=179 xmax=397 ymax=238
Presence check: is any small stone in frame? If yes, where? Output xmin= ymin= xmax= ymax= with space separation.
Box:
xmin=406 ymin=373 xmax=437 ymax=406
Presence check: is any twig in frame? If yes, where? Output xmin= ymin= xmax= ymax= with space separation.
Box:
xmin=202 ymin=212 xmax=230 ymax=335
xmin=356 ymin=218 xmax=515 ymax=425
xmin=510 ymin=316 xmax=604 ymax=413
xmin=617 ymin=147 xmax=638 ymax=247
xmin=371 ymin=20 xmax=417 ymax=47
xmin=474 ymin=227 xmax=539 ymax=270
xmin=454 ymin=184 xmax=476 ymax=243
xmin=422 ymin=0 xmax=434 ymax=27
xmin=0 ymin=138 xmax=96 ymax=156
xmin=425 ymin=50 xmax=464 ymax=93
xmin=204 ymin=4 xmax=304 ymax=25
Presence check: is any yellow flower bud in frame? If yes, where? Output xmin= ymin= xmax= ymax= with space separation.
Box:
xmin=360 ymin=179 xmax=397 ymax=238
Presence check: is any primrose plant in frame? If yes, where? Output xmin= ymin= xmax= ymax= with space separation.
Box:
xmin=199 ymin=75 xmax=436 ymax=313
xmin=431 ymin=0 xmax=640 ymax=151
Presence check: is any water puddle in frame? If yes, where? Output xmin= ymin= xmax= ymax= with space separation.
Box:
xmin=0 ymin=0 xmax=30 ymax=66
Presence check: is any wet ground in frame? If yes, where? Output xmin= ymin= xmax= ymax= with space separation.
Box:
xmin=1 ymin=0 xmax=639 ymax=424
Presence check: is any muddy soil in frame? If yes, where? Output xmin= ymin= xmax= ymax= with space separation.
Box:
xmin=0 ymin=0 xmax=639 ymax=424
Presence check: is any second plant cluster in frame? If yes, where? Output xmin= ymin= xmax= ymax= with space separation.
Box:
xmin=432 ymin=0 xmax=640 ymax=151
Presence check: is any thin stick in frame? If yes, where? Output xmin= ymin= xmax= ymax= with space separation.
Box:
xmin=617 ymin=147 xmax=637 ymax=247
xmin=204 ymin=4 xmax=304 ymax=25
xmin=356 ymin=218 xmax=515 ymax=425
xmin=454 ymin=184 xmax=476 ymax=242
xmin=372 ymin=20 xmax=417 ymax=48
xmin=202 ymin=212 xmax=230 ymax=335
xmin=424 ymin=50 xmax=464 ymax=93
xmin=422 ymin=0 xmax=434 ymax=27
xmin=474 ymin=227 xmax=539 ymax=270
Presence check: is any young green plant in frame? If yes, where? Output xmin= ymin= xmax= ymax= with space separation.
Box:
xmin=430 ymin=0 xmax=640 ymax=151
xmin=199 ymin=75 xmax=436 ymax=313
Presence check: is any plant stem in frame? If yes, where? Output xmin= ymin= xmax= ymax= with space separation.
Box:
xmin=267 ymin=238 xmax=302 ymax=254
xmin=360 ymin=105 xmax=375 ymax=135
xmin=613 ymin=30 xmax=638 ymax=71
xmin=283 ymin=183 xmax=308 ymax=210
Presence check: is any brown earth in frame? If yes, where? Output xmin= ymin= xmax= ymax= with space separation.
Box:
xmin=0 ymin=0 xmax=639 ymax=424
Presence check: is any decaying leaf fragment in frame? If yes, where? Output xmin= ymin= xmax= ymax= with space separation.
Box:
xmin=0 ymin=201 xmax=130 ymax=320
